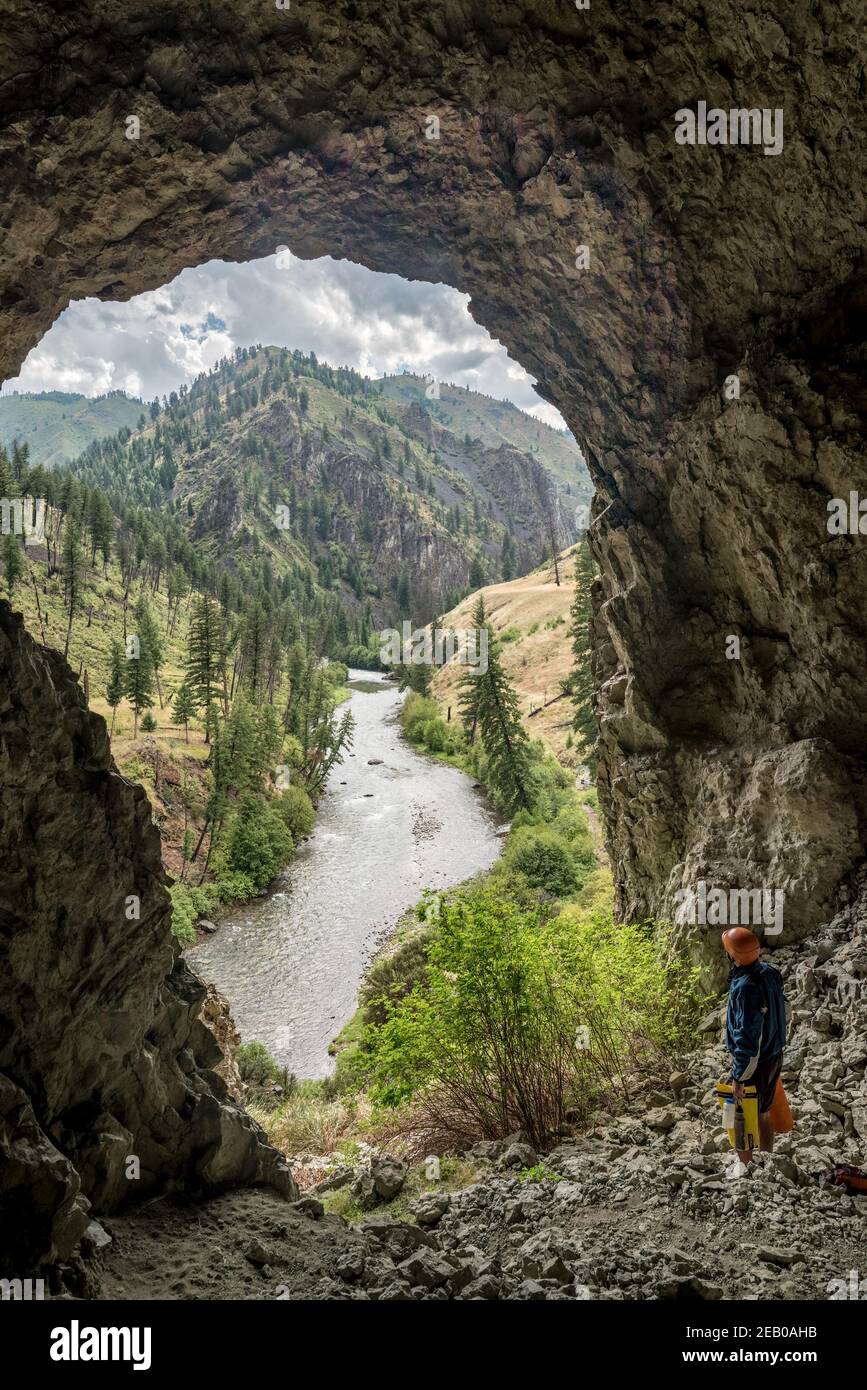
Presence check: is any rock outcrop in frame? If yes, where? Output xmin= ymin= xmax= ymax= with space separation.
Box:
xmin=0 ymin=604 xmax=296 ymax=1275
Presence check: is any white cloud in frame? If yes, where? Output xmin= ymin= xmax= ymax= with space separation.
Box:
xmin=2 ymin=254 xmax=567 ymax=429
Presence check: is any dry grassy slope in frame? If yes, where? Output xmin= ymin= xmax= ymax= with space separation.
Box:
xmin=431 ymin=546 xmax=579 ymax=764
xmin=5 ymin=540 xmax=213 ymax=880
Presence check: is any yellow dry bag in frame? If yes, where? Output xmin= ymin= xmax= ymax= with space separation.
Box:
xmin=715 ymin=1076 xmax=760 ymax=1151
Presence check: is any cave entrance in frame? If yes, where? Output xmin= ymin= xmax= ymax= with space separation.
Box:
xmin=1 ymin=244 xmax=596 ymax=1079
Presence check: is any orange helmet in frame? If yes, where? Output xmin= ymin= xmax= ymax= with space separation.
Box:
xmin=721 ymin=927 xmax=761 ymax=965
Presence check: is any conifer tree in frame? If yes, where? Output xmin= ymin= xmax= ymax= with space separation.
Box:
xmin=396 ymin=563 xmax=411 ymax=618
xmin=460 ymin=595 xmax=533 ymax=814
xmin=185 ymin=594 xmax=220 ymax=741
xmin=458 ymin=594 xmax=488 ymax=745
xmin=0 ymin=445 xmax=18 ymax=501
xmin=564 ymin=540 xmax=597 ymax=757
xmin=61 ymin=512 xmax=85 ymax=658
xmin=241 ymin=600 xmax=267 ymax=700
xmin=135 ymin=596 xmax=165 ymax=707
xmin=3 ymin=531 xmax=24 ymax=596
xmin=501 ymin=531 xmax=515 ymax=582
xmin=106 ymin=640 xmax=126 ymax=737
xmin=126 ymin=635 xmax=155 ymax=738
xmin=172 ymin=682 xmax=196 ymax=743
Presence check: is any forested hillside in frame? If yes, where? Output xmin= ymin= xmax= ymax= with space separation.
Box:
xmin=377 ymin=373 xmax=590 ymax=497
xmin=0 ymin=344 xmax=590 ymax=940
xmin=15 ymin=346 xmax=584 ymax=639
xmin=0 ymin=389 xmax=145 ymax=465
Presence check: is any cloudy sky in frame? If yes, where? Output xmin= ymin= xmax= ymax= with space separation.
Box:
xmin=3 ymin=251 xmax=566 ymax=429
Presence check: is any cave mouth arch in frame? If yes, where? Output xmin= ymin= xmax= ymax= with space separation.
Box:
xmin=1 ymin=0 xmax=866 ymax=1274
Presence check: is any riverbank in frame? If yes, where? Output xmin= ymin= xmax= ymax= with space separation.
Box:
xmin=188 ymin=670 xmax=506 ymax=1079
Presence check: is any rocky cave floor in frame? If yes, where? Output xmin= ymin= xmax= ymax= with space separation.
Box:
xmin=68 ymin=902 xmax=867 ymax=1302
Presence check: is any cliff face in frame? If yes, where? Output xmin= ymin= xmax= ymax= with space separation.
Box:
xmin=0 ymin=0 xmax=865 ymax=1263
xmin=0 ymin=604 xmax=295 ymax=1273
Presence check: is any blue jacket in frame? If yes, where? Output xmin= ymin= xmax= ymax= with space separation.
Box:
xmin=726 ymin=960 xmax=786 ymax=1081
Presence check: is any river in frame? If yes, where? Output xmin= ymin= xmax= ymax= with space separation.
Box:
xmin=188 ymin=671 xmax=504 ymax=1078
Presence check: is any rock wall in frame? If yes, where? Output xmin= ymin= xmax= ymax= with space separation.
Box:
xmin=0 ymin=604 xmax=295 ymax=1274
xmin=0 ymin=0 xmax=865 ymax=1261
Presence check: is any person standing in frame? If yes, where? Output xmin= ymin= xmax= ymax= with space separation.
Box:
xmin=722 ymin=927 xmax=786 ymax=1164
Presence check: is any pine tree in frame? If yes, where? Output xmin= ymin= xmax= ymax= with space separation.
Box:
xmin=469 ymin=554 xmax=485 ymax=590
xmin=172 ymin=682 xmax=196 ymax=743
xmin=126 ymin=637 xmax=155 ymax=738
xmin=564 ymin=540 xmax=597 ymax=757
xmin=185 ymin=594 xmax=221 ymax=742
xmin=396 ymin=563 xmax=411 ymax=618
xmin=501 ymin=531 xmax=515 ymax=582
xmin=0 ymin=445 xmax=18 ymax=501
xmin=461 ymin=595 xmax=534 ymax=814
xmin=3 ymin=531 xmax=24 ymax=595
xmin=458 ymin=594 xmax=489 ymax=744
xmin=135 ymin=596 xmax=165 ymax=707
xmin=241 ymin=600 xmax=267 ymax=700
xmin=61 ymin=511 xmax=84 ymax=659
xmin=106 ymin=640 xmax=126 ymax=738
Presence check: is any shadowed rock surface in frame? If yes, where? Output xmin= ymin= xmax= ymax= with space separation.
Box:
xmin=0 ymin=604 xmax=296 ymax=1274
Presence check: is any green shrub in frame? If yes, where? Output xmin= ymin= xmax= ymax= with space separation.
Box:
xmin=499 ymin=625 xmax=521 ymax=643
xmin=503 ymin=825 xmax=580 ymax=897
xmin=401 ymin=692 xmax=439 ymax=742
xmin=323 ymin=659 xmax=349 ymax=687
xmin=422 ymin=717 xmax=450 ymax=753
xmin=169 ymin=883 xmax=198 ymax=943
xmin=519 ymin=1164 xmax=564 ymax=1184
xmin=226 ymin=795 xmax=295 ymax=890
xmin=343 ymin=643 xmax=383 ymax=671
xmin=551 ymin=803 xmax=593 ymax=847
xmin=274 ymin=784 xmax=315 ymax=841
xmin=215 ymin=869 xmax=258 ymax=903
xmin=236 ymin=1040 xmax=284 ymax=1087
xmin=365 ymin=886 xmax=704 ymax=1148
xmin=168 ymin=880 xmax=227 ymax=942
xmin=359 ymin=922 xmax=438 ymax=1027
xmin=140 ymin=711 xmax=157 ymax=732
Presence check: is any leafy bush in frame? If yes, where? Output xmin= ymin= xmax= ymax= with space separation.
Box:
xmin=169 ymin=882 xmax=199 ymax=944
xmin=401 ymin=692 xmax=439 ymax=742
xmin=323 ymin=659 xmax=349 ymax=687
xmin=215 ymin=869 xmax=258 ymax=903
xmin=421 ymin=717 xmax=450 ymax=753
xmin=359 ymin=922 xmax=438 ymax=1027
xmin=274 ymin=784 xmax=315 ymax=841
xmin=168 ymin=870 xmax=261 ymax=941
xmin=140 ymin=711 xmax=157 ymax=732
xmin=502 ymin=825 xmax=580 ymax=898
xmin=520 ymin=1164 xmax=564 ymax=1184
xmin=499 ymin=625 xmax=521 ymax=643
xmin=236 ymin=1040 xmax=284 ymax=1087
xmin=226 ymin=794 xmax=295 ymax=890
xmin=365 ymin=887 xmax=704 ymax=1149
xmin=341 ymin=643 xmax=383 ymax=671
